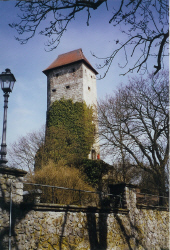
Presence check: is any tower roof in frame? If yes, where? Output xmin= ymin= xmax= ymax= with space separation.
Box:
xmin=43 ymin=49 xmax=98 ymax=75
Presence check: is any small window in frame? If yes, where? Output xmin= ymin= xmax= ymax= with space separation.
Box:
xmin=91 ymin=75 xmax=93 ymax=78
xmin=88 ymin=86 xmax=90 ymax=91
xmin=52 ymin=89 xmax=56 ymax=92
xmin=66 ymin=85 xmax=70 ymax=89
xmin=91 ymin=149 xmax=96 ymax=160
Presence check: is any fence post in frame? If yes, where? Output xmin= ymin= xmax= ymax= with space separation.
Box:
xmin=52 ymin=187 xmax=54 ymax=204
xmin=157 ymin=195 xmax=159 ymax=206
xmin=79 ymin=190 xmax=81 ymax=205
xmin=119 ymin=195 xmax=122 ymax=208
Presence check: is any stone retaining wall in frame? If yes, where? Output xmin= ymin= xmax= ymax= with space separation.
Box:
xmin=0 ymin=167 xmax=169 ymax=250
xmin=10 ymin=205 xmax=168 ymax=250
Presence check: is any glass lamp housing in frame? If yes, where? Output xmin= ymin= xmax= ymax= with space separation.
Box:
xmin=0 ymin=69 xmax=16 ymax=93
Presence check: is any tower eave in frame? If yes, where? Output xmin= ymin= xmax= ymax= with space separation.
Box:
xmin=43 ymin=60 xmax=98 ymax=76
xmin=42 ymin=49 xmax=98 ymax=76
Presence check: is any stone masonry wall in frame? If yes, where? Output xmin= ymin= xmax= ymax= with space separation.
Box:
xmin=82 ymin=64 xmax=97 ymax=108
xmin=82 ymin=63 xmax=100 ymax=157
xmin=0 ymin=167 xmax=26 ymax=249
xmin=47 ymin=62 xmax=84 ymax=111
xmin=46 ymin=62 xmax=97 ymax=111
xmin=12 ymin=206 xmax=169 ymax=250
xmin=0 ymin=169 xmax=169 ymax=250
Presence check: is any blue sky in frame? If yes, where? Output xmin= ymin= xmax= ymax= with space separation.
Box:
xmin=0 ymin=1 xmax=168 ymax=158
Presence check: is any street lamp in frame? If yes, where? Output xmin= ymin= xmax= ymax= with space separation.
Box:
xmin=0 ymin=69 xmax=16 ymax=166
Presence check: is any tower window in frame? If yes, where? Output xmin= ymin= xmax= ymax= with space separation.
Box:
xmin=88 ymin=86 xmax=91 ymax=91
xmin=52 ymin=88 xmax=56 ymax=92
xmin=91 ymin=149 xmax=96 ymax=160
xmin=66 ymin=85 xmax=70 ymax=89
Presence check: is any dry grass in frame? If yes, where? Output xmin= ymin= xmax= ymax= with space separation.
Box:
xmin=27 ymin=161 xmax=98 ymax=206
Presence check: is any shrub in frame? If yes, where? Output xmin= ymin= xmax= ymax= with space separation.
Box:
xmin=79 ymin=159 xmax=110 ymax=189
xmin=31 ymin=161 xmax=98 ymax=205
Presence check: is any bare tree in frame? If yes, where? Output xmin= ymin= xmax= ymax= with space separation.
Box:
xmin=8 ymin=126 xmax=45 ymax=172
xmin=98 ymin=71 xmax=169 ymax=195
xmin=10 ymin=0 xmax=168 ymax=76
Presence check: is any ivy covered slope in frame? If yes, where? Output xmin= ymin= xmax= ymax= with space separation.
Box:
xmin=35 ymin=99 xmax=95 ymax=169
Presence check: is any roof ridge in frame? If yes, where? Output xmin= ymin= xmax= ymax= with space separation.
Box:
xmin=58 ymin=48 xmax=82 ymax=57
xmin=78 ymin=49 xmax=84 ymax=59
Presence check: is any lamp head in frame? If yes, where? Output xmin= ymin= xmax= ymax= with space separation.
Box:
xmin=0 ymin=69 xmax=16 ymax=93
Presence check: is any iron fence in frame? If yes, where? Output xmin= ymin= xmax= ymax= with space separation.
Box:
xmin=136 ymin=192 xmax=169 ymax=207
xmin=23 ymin=183 xmax=123 ymax=208
xmin=23 ymin=183 xmax=169 ymax=208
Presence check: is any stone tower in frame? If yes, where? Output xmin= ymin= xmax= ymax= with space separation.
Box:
xmin=43 ymin=48 xmax=100 ymax=159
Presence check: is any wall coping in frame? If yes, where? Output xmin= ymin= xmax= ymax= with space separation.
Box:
xmin=137 ymin=204 xmax=169 ymax=211
xmin=20 ymin=202 xmax=129 ymax=214
xmin=108 ymin=182 xmax=138 ymax=189
xmin=0 ymin=165 xmax=27 ymax=177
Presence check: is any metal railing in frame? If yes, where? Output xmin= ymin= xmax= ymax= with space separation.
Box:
xmin=136 ymin=192 xmax=169 ymax=207
xmin=23 ymin=183 xmax=169 ymax=208
xmin=23 ymin=183 xmax=123 ymax=208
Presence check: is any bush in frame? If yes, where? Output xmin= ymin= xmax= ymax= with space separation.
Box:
xmin=79 ymin=159 xmax=110 ymax=189
xmin=30 ymin=161 xmax=98 ymax=205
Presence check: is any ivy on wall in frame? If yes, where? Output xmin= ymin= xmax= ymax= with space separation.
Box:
xmin=35 ymin=99 xmax=95 ymax=169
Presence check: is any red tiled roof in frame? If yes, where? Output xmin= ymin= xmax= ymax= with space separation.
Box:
xmin=43 ymin=49 xmax=98 ymax=75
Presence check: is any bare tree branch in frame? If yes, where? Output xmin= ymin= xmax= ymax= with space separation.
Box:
xmin=98 ymin=71 xmax=169 ymax=194
xmin=8 ymin=126 xmax=45 ymax=172
xmin=9 ymin=0 xmax=168 ymax=76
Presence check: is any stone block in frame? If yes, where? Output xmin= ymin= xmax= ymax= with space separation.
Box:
xmin=15 ymin=182 xmax=23 ymax=189
xmin=16 ymin=188 xmax=23 ymax=196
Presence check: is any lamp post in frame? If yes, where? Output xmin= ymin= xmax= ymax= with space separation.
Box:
xmin=0 ymin=69 xmax=16 ymax=166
